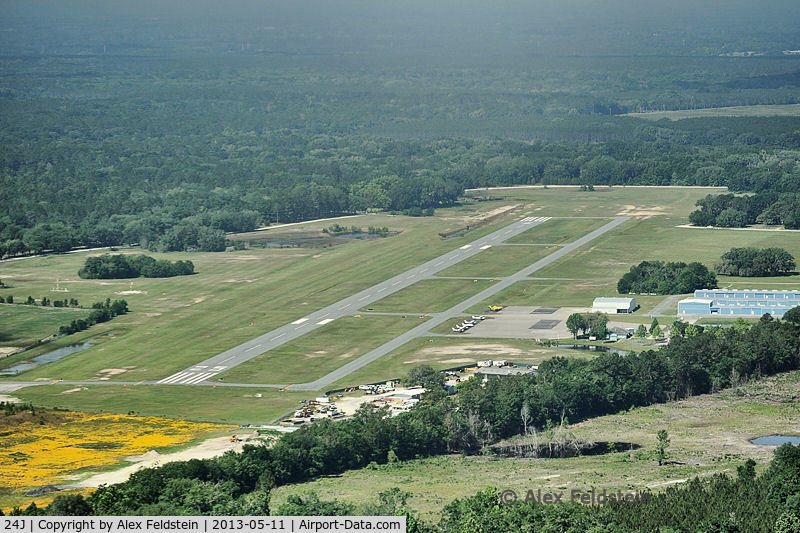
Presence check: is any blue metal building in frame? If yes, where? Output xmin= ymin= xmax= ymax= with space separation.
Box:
xmin=678 ymin=289 xmax=800 ymax=317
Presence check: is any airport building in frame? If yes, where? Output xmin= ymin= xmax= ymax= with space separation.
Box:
xmin=592 ymin=297 xmax=637 ymax=314
xmin=678 ymin=289 xmax=800 ymax=317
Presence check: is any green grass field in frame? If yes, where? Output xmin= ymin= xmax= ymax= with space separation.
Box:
xmin=464 ymin=280 xmax=667 ymax=314
xmin=13 ymin=384 xmax=309 ymax=424
xmin=365 ymin=279 xmax=493 ymax=313
xmin=213 ymin=315 xmax=429 ymax=385
xmin=0 ymin=206 xmax=522 ymax=382
xmin=437 ymin=245 xmax=559 ymax=278
xmin=624 ymin=103 xmax=800 ymax=121
xmin=0 ymin=304 xmax=91 ymax=347
xmin=271 ymin=370 xmax=800 ymax=521
xmin=506 ymin=217 xmax=611 ymax=244
xmin=533 ymin=217 xmax=800 ymax=282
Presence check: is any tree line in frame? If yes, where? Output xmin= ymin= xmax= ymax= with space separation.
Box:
xmin=78 ymin=254 xmax=195 ymax=279
xmin=4 ymin=131 xmax=800 ymax=258
xmin=617 ymin=260 xmax=717 ymax=295
xmin=689 ymin=191 xmax=800 ymax=229
xmin=58 ymin=299 xmax=129 ymax=336
xmin=717 ymin=247 xmax=796 ymax=277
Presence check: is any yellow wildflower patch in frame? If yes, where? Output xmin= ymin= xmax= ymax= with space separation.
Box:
xmin=0 ymin=410 xmax=227 ymax=494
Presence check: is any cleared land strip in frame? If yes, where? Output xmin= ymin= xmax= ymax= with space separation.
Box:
xmin=154 ymin=216 xmax=553 ymax=385
xmin=289 ymin=216 xmax=630 ymax=391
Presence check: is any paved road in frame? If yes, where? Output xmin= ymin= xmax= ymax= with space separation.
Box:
xmin=289 ymin=216 xmax=629 ymax=391
xmin=648 ymin=294 xmax=684 ymax=317
xmin=156 ymin=216 xmax=553 ymax=385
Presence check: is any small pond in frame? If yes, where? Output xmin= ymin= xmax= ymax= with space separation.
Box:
xmin=553 ymin=344 xmax=630 ymax=357
xmin=0 ymin=340 xmax=96 ymax=376
xmin=750 ymin=435 xmax=800 ymax=446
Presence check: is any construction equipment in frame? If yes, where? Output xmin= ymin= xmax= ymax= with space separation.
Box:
xmin=488 ymin=305 xmax=504 ymax=312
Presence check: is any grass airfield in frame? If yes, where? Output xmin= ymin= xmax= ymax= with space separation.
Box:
xmin=4 ymin=185 xmax=800 ymax=424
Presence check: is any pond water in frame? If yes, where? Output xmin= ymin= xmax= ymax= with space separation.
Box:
xmin=442 ymin=228 xmax=468 ymax=239
xmin=0 ymin=341 xmax=96 ymax=376
xmin=553 ymin=344 xmax=630 ymax=356
xmin=262 ymin=232 xmax=396 ymax=247
xmin=750 ymin=435 xmax=800 ymax=446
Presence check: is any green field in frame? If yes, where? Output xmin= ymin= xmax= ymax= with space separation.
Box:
xmin=437 ymin=245 xmax=558 ymax=278
xmin=0 ymin=304 xmax=91 ymax=348
xmin=12 ymin=384 xmax=308 ymax=425
xmin=506 ymin=217 xmax=611 ymax=244
xmin=0 ymin=206 xmax=522 ymax=382
xmin=365 ymin=279 xmax=493 ymax=313
xmin=465 ymin=279 xmax=667 ymax=314
xmin=214 ymin=315 xmax=428 ymax=385
xmin=533 ymin=217 xmax=800 ymax=282
xmin=271 ymin=370 xmax=800 ymax=520
xmin=624 ymin=103 xmax=800 ymax=121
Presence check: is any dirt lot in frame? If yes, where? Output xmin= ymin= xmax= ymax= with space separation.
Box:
xmin=71 ymin=432 xmax=254 ymax=488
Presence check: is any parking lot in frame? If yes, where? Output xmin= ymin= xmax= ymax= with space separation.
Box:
xmin=462 ymin=306 xmax=590 ymax=339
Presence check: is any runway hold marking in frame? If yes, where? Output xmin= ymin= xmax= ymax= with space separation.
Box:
xmin=157 ymin=371 xmax=192 ymax=384
xmin=181 ymin=372 xmax=215 ymax=385
xmin=317 ymin=318 xmax=335 ymax=325
xmin=291 ymin=318 xmax=309 ymax=325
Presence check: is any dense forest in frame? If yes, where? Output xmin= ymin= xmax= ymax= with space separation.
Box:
xmin=2 ymin=1 xmax=800 ymax=256
xmin=716 ymin=247 xmax=797 ymax=277
xmin=78 ymin=254 xmax=195 ymax=279
xmin=6 ymin=310 xmax=798 ymax=520
xmin=617 ymin=260 xmax=717 ymax=295
xmin=689 ymin=192 xmax=800 ymax=228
